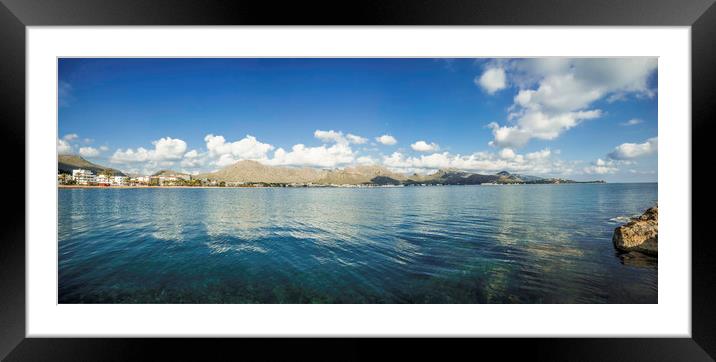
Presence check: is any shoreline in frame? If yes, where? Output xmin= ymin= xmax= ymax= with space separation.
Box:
xmin=58 ymin=185 xmax=266 ymax=189
xmin=57 ymin=182 xmax=636 ymax=190
xmin=57 ymin=185 xmax=409 ymax=189
xmin=57 ymin=184 xmax=405 ymax=189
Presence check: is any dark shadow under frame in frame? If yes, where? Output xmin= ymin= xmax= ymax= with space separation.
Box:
xmin=0 ymin=0 xmax=714 ymax=360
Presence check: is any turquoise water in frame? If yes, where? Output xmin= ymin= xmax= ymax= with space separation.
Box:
xmin=58 ymin=183 xmax=657 ymax=303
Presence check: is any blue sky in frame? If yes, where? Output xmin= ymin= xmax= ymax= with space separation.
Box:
xmin=58 ymin=58 xmax=658 ymax=182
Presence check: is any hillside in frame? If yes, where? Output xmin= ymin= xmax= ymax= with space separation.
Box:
xmin=317 ymin=165 xmax=407 ymax=185
xmin=198 ymin=161 xmax=408 ymax=185
xmin=405 ymin=170 xmax=601 ymax=185
xmin=196 ymin=160 xmax=601 ymax=186
xmin=152 ymin=170 xmax=190 ymax=178
xmin=405 ymin=169 xmax=517 ymax=185
xmin=58 ymin=155 xmax=125 ymax=176
xmin=196 ymin=160 xmax=326 ymax=184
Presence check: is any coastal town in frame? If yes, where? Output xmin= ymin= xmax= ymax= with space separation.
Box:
xmin=58 ymin=155 xmax=605 ymax=189
xmin=59 ymin=169 xmax=198 ymax=187
xmin=58 ymin=167 xmax=603 ymax=189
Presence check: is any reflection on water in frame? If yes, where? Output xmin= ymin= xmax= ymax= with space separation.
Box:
xmin=58 ymin=183 xmax=657 ymax=303
xmin=618 ymin=251 xmax=658 ymax=268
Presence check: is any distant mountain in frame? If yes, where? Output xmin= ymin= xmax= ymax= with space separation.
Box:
xmin=405 ymin=169 xmax=500 ymax=185
xmin=58 ymin=155 xmax=125 ymax=176
xmin=197 ymin=161 xmax=407 ymax=185
xmin=317 ymin=165 xmax=407 ymax=185
xmin=404 ymin=170 xmax=596 ymax=185
xmin=512 ymin=173 xmax=544 ymax=182
xmin=370 ymin=176 xmax=402 ymax=185
xmin=151 ymin=170 xmax=190 ymax=177
xmin=196 ymin=160 xmax=326 ymax=184
xmin=197 ymin=161 xmax=603 ymax=186
xmin=59 ymin=155 xmax=592 ymax=185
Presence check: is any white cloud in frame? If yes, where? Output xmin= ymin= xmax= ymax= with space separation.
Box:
xmin=376 ymin=134 xmax=397 ymax=145
xmin=267 ymin=143 xmax=355 ymax=168
xmin=180 ymin=149 xmax=206 ymax=168
xmin=488 ymin=110 xmax=602 ymax=148
xmin=486 ymin=123 xmax=531 ymax=149
xmin=512 ymin=58 xmax=657 ymax=97
xmin=346 ymin=134 xmax=368 ymax=144
xmin=356 ymin=156 xmax=376 ymax=165
xmin=110 ymin=137 xmax=188 ymax=164
xmin=583 ymin=158 xmax=619 ymax=175
xmin=498 ymin=148 xmax=516 ymax=160
xmin=203 ymin=131 xmax=367 ymax=169
xmin=314 ymin=130 xmax=345 ymax=143
xmin=628 ymin=169 xmax=656 ymax=175
xmin=99 ymin=145 xmax=109 ymax=152
xmin=620 ymin=118 xmax=644 ymax=126
xmin=476 ymin=67 xmax=506 ymax=94
xmin=108 ymin=131 xmax=367 ymax=172
xmin=488 ymin=58 xmax=657 ymax=148
xmin=204 ymin=134 xmax=274 ymax=165
xmin=410 ymin=140 xmax=439 ymax=152
xmin=110 ymin=147 xmax=153 ymax=163
xmin=214 ymin=154 xmax=238 ymax=167
xmin=153 ymin=137 xmax=187 ymax=160
xmin=526 ymin=148 xmax=551 ymax=160
xmin=63 ymin=133 xmax=78 ymax=141
xmin=382 ymin=147 xmax=565 ymax=175
xmin=103 ymin=131 xmax=574 ymax=176
xmin=608 ymin=137 xmax=658 ymax=160
xmin=79 ymin=146 xmax=101 ymax=157
xmin=57 ymin=139 xmax=72 ymax=155
xmin=314 ymin=130 xmax=368 ymax=145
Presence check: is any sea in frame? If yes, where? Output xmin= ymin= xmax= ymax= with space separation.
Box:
xmin=58 ymin=183 xmax=658 ymax=303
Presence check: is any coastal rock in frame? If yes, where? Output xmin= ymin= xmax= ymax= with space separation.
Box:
xmin=612 ymin=206 xmax=658 ymax=256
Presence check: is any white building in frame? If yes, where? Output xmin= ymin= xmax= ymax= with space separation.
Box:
xmin=72 ymin=169 xmax=95 ymax=185
xmin=157 ymin=176 xmax=176 ymax=186
xmin=129 ymin=176 xmax=150 ymax=185
xmin=96 ymin=174 xmax=111 ymax=186
xmin=111 ymin=175 xmax=128 ymax=186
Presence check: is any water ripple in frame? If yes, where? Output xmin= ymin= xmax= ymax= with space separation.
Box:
xmin=58 ymin=184 xmax=658 ymax=303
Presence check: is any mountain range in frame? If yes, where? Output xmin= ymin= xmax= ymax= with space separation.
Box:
xmin=58 ymin=157 xmax=604 ymax=185
xmin=196 ymin=160 xmax=601 ymax=185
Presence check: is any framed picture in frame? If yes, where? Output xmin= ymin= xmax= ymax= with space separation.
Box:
xmin=2 ymin=0 xmax=714 ymax=360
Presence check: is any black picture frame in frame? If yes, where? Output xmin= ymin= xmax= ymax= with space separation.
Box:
xmin=1 ymin=0 xmax=713 ymax=360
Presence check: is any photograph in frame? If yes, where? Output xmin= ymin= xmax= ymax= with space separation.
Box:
xmin=57 ymin=57 xmax=658 ymax=304
xmin=4 ymin=0 xmax=711 ymax=358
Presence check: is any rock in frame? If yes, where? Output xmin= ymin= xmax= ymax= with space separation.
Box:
xmin=637 ymin=206 xmax=658 ymax=222
xmin=612 ymin=206 xmax=658 ymax=256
